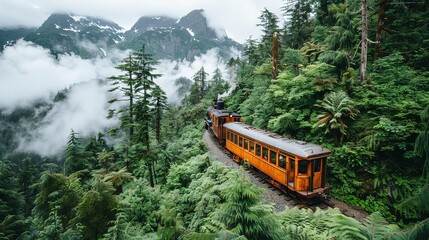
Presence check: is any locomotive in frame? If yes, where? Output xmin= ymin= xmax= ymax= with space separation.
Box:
xmin=205 ymin=100 xmax=331 ymax=199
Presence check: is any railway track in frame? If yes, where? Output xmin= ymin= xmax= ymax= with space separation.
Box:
xmin=203 ymin=130 xmax=368 ymax=221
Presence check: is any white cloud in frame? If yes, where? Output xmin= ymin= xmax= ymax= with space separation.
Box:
xmin=155 ymin=48 xmax=236 ymax=104
xmin=0 ymin=40 xmax=126 ymax=156
xmin=17 ymin=80 xmax=119 ymax=156
xmin=0 ymin=40 xmax=124 ymax=111
xmin=0 ymin=0 xmax=284 ymax=43
xmin=0 ymin=39 xmax=239 ymax=156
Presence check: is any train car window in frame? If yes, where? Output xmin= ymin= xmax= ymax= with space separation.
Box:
xmin=249 ymin=141 xmax=254 ymax=153
xmin=298 ymin=160 xmax=309 ymax=174
xmin=269 ymin=150 xmax=277 ymax=165
xmin=290 ymin=159 xmax=295 ymax=171
xmin=239 ymin=137 xmax=243 ymax=147
xmin=234 ymin=134 xmax=238 ymax=145
xmin=314 ymin=158 xmax=321 ymax=172
xmin=244 ymin=139 xmax=248 ymax=150
xmin=279 ymin=154 xmax=286 ymax=169
xmin=262 ymin=147 xmax=268 ymax=160
xmin=256 ymin=144 xmax=261 ymax=156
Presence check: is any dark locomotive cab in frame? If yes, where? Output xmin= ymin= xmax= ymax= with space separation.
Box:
xmin=205 ymin=100 xmax=241 ymax=145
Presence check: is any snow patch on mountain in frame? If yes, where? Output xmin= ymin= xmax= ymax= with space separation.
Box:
xmin=70 ymin=15 xmax=88 ymax=22
xmin=186 ymin=28 xmax=195 ymax=37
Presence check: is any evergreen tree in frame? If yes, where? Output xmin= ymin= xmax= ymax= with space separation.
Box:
xmin=64 ymin=129 xmax=85 ymax=175
xmin=188 ymin=67 xmax=209 ymax=105
xmin=174 ymin=76 xmax=192 ymax=101
xmin=132 ymin=44 xmax=160 ymax=186
xmin=282 ymin=0 xmax=313 ymax=49
xmin=257 ymin=8 xmax=280 ymax=59
xmin=207 ymin=68 xmax=229 ymax=100
xmin=108 ymin=53 xmax=139 ymax=140
xmin=152 ymin=85 xmax=167 ymax=142
xmin=0 ymin=159 xmax=27 ymax=239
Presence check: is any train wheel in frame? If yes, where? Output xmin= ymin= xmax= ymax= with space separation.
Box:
xmin=233 ymin=155 xmax=241 ymax=164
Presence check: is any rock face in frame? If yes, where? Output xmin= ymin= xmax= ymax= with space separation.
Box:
xmin=3 ymin=9 xmax=242 ymax=60
xmin=121 ymin=9 xmax=242 ymax=60
xmin=0 ymin=27 xmax=36 ymax=50
xmin=24 ymin=13 xmax=125 ymax=58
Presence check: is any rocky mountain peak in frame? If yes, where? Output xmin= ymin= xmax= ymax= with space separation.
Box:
xmin=131 ymin=16 xmax=178 ymax=32
xmin=177 ymin=9 xmax=217 ymax=39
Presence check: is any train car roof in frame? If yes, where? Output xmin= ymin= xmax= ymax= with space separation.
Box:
xmin=223 ymin=122 xmax=331 ymax=159
xmin=212 ymin=109 xmax=241 ymax=118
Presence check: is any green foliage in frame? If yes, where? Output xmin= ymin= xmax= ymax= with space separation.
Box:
xmin=64 ymin=129 xmax=85 ymax=175
xmin=72 ymin=181 xmax=118 ymax=240
xmin=120 ymin=178 xmax=160 ymax=232
xmin=213 ymin=172 xmax=283 ymax=240
xmin=33 ymin=172 xmax=82 ymax=228
xmin=314 ymin=91 xmax=358 ymax=139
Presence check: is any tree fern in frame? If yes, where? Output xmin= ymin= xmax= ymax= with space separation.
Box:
xmin=361 ymin=212 xmax=400 ymax=239
xmin=328 ymin=213 xmax=366 ymax=240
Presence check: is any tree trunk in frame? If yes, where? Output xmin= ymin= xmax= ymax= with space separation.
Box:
xmin=374 ymin=0 xmax=387 ymax=59
xmin=361 ymin=0 xmax=368 ymax=81
xmin=272 ymin=32 xmax=279 ymax=79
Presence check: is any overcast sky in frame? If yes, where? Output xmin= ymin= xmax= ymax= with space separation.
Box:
xmin=0 ymin=0 xmax=285 ymax=43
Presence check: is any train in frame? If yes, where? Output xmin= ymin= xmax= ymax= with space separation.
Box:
xmin=205 ymin=100 xmax=331 ymax=199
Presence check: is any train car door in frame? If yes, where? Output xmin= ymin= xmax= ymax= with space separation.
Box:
xmin=312 ymin=158 xmax=323 ymax=189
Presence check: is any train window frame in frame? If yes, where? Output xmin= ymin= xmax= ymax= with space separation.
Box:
xmin=262 ymin=147 xmax=268 ymax=160
xmin=279 ymin=154 xmax=286 ymax=169
xmin=239 ymin=137 xmax=243 ymax=147
xmin=298 ymin=160 xmax=309 ymax=175
xmin=269 ymin=150 xmax=277 ymax=165
xmin=249 ymin=141 xmax=255 ymax=153
xmin=244 ymin=139 xmax=249 ymax=151
xmin=314 ymin=158 xmax=321 ymax=172
xmin=255 ymin=144 xmax=261 ymax=157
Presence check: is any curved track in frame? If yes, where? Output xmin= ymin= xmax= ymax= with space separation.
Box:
xmin=203 ymin=130 xmax=368 ymax=221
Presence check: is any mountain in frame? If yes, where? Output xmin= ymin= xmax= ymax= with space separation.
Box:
xmin=0 ymin=27 xmax=36 ymax=50
xmin=120 ymin=9 xmax=242 ymax=60
xmin=24 ymin=13 xmax=125 ymax=58
xmin=4 ymin=10 xmax=242 ymax=60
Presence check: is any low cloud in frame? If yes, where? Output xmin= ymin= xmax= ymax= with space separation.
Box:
xmin=1 ymin=40 xmax=240 ymax=156
xmin=0 ymin=40 xmax=125 ymax=111
xmin=17 ymin=81 xmax=119 ymax=156
xmin=155 ymin=48 xmax=238 ymax=104
xmin=0 ymin=40 xmax=125 ymax=156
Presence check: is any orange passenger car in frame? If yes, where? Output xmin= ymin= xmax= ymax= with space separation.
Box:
xmin=223 ymin=122 xmax=331 ymax=198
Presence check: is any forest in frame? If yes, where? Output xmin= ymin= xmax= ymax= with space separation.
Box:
xmin=1 ymin=0 xmax=429 ymax=239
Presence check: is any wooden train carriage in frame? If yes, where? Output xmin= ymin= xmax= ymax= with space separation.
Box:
xmin=223 ymin=122 xmax=331 ymax=198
